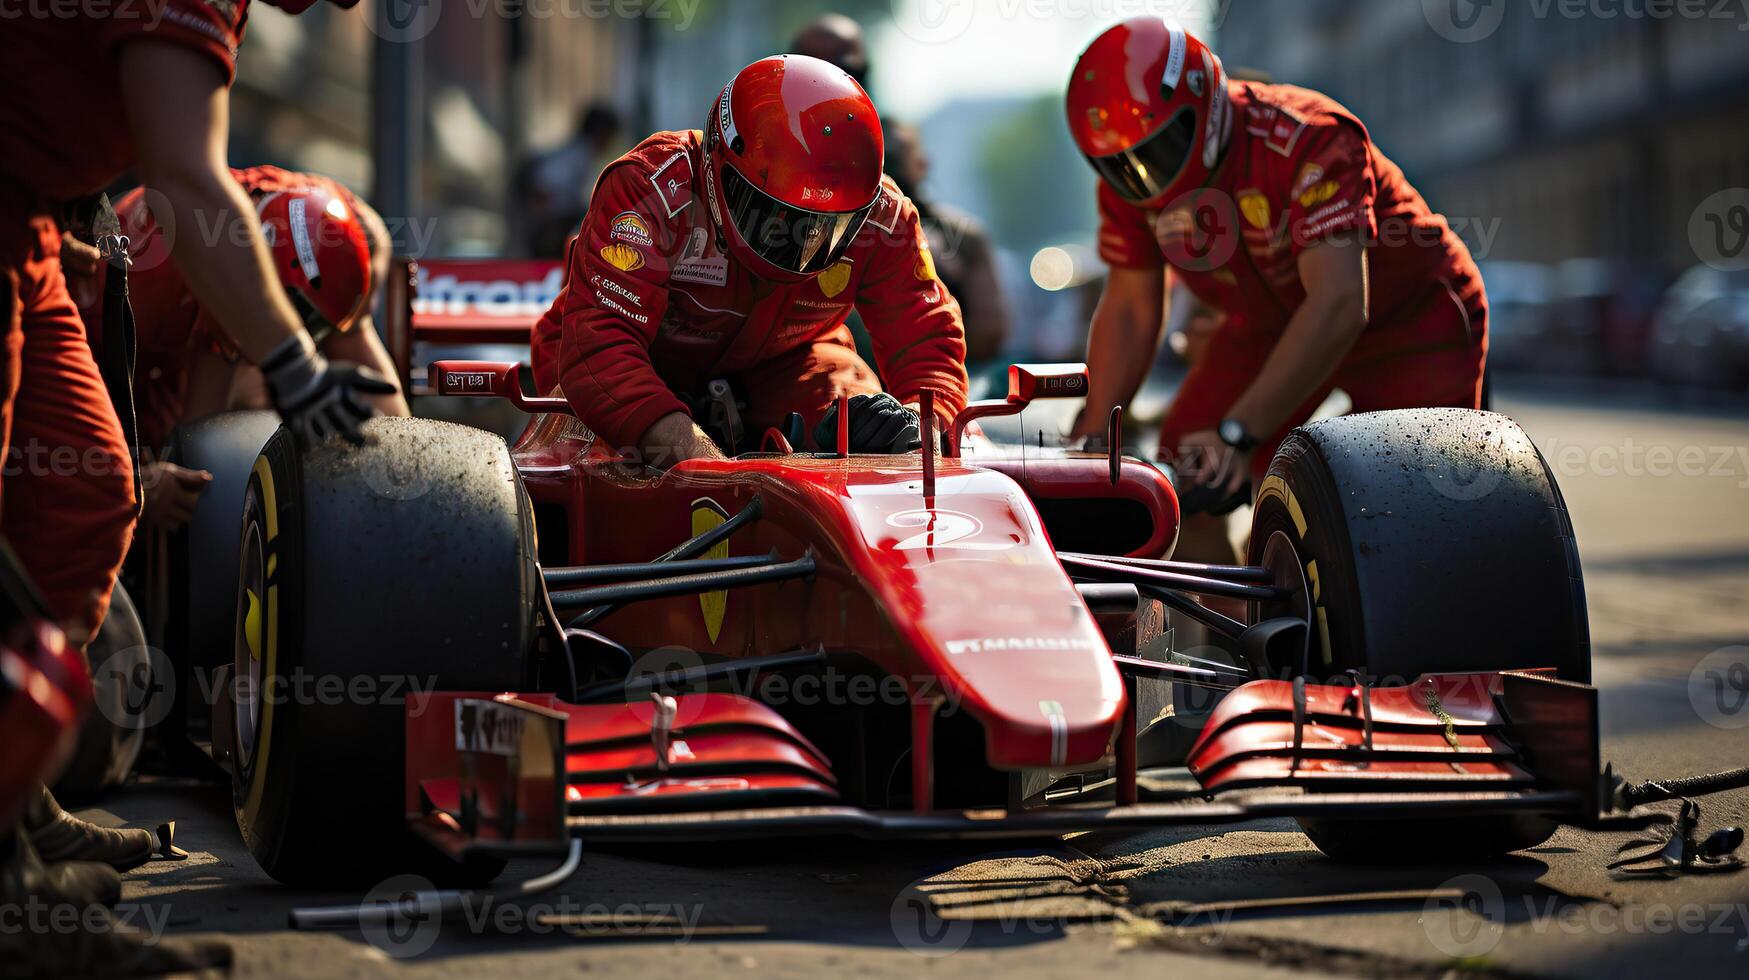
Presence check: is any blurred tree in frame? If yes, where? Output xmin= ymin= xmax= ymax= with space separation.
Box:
xmin=978 ymin=93 xmax=1098 ymax=252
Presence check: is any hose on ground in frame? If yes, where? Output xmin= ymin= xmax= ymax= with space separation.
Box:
xmin=1620 ymin=766 xmax=1749 ymax=808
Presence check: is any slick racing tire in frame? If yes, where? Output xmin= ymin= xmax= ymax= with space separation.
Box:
xmin=156 ymin=410 xmax=282 ymax=767
xmin=230 ymin=418 xmax=538 ymax=886
xmin=1247 ymin=409 xmax=1589 ymax=862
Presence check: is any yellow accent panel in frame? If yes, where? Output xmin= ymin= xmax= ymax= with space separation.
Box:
xmin=1306 ymin=560 xmax=1321 ymax=602
xmin=691 ymin=499 xmax=730 ymax=643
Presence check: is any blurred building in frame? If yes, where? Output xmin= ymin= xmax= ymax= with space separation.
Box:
xmin=1217 ymin=0 xmax=1749 ymax=270
xmin=229 ymin=2 xmax=638 ymax=257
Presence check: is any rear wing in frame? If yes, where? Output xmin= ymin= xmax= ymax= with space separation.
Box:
xmin=384 ymin=257 xmax=564 ymax=394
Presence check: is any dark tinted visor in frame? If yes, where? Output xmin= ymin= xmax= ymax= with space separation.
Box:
xmin=1087 ymin=106 xmax=1197 ymax=203
xmin=287 ymin=288 xmax=337 ymax=346
xmin=720 ymin=164 xmax=873 ymax=276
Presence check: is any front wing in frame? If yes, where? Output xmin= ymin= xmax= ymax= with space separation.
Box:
xmin=403 ymin=671 xmax=1603 ymax=857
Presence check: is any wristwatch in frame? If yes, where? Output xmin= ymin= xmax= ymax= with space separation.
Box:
xmin=1218 ymin=418 xmax=1259 ymax=451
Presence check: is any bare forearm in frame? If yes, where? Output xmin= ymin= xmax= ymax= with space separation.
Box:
xmin=1228 ymin=289 xmax=1366 ymax=436
xmin=152 ymin=170 xmax=307 ymax=365
xmin=1080 ymin=286 xmax=1165 ymax=430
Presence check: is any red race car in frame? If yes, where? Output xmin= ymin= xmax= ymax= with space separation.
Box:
xmin=206 ymin=259 xmax=1616 ymax=890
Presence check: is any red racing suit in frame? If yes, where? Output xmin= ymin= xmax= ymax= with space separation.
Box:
xmin=0 ymin=4 xmax=250 ymax=644
xmin=531 ymin=130 xmax=968 ymax=451
xmin=1098 ymin=81 xmax=1489 ymax=472
xmin=76 ymin=166 xmax=367 ymax=453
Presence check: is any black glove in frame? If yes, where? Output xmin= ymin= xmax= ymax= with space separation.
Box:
xmin=813 ymin=393 xmax=921 ymax=454
xmin=260 ymin=335 xmax=397 ymax=445
xmin=1172 ymin=473 xmax=1253 ymax=517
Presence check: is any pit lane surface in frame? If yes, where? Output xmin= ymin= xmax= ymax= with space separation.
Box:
xmin=95 ymin=380 xmax=1749 ymax=979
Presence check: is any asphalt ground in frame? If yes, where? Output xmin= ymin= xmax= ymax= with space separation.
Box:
xmin=75 ymin=380 xmax=1749 ymax=979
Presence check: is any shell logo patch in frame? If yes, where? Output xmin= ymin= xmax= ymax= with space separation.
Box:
xmin=599 ymin=243 xmax=644 ymax=272
xmin=609 ymin=211 xmax=653 ymax=247
xmin=914 ymin=244 xmax=937 ymax=283
xmin=1298 ymin=181 xmax=1340 ymax=209
xmin=818 ymin=260 xmax=852 ymax=299
xmin=691 ymin=499 xmax=730 ymax=643
xmin=1238 ymin=190 xmax=1272 ymax=231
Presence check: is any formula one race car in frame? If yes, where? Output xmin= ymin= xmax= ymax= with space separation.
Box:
xmin=210 ymin=325 xmax=1611 ymax=885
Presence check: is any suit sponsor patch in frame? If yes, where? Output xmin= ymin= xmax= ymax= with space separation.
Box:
xmin=817 ymin=260 xmax=852 ymax=298
xmin=599 ymin=243 xmax=644 ymax=272
xmin=1238 ymin=189 xmax=1272 ymax=231
xmin=1298 ymin=180 xmax=1340 ymax=208
xmin=648 ymin=151 xmax=694 ymax=218
xmin=609 ymin=210 xmax=654 ymax=247
xmin=672 ymin=228 xmax=727 ymax=285
xmin=866 ymin=184 xmax=901 ymax=235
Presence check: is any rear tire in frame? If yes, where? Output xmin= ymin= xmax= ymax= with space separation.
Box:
xmin=1247 ymin=409 xmax=1589 ymax=861
xmin=155 ymin=410 xmax=281 ymax=768
xmin=52 ymin=584 xmax=148 ymax=802
xmin=230 ymin=418 xmax=538 ymax=886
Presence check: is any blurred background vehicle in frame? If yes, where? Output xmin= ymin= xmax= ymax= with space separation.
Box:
xmin=1652 ymin=265 xmax=1749 ymax=391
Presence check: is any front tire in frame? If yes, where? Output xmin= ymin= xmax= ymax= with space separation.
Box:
xmin=230 ymin=418 xmax=538 ymax=885
xmin=1247 ymin=409 xmax=1589 ymax=860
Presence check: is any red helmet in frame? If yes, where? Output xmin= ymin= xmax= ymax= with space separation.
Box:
xmin=702 ymin=55 xmax=883 ymax=283
xmin=1066 ymin=19 xmax=1232 ymax=207
xmin=0 ymin=619 xmax=88 ymax=828
xmin=255 ymin=185 xmax=372 ymax=342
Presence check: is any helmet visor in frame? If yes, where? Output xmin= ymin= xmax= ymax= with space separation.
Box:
xmin=1087 ymin=106 xmax=1198 ymax=203
xmin=720 ymin=164 xmax=873 ymax=276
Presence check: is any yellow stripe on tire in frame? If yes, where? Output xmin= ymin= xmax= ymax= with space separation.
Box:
xmin=242 ymin=457 xmax=280 ymax=830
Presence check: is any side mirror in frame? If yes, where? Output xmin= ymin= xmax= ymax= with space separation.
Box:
xmin=427 ymin=360 xmax=571 ymax=414
xmin=430 ymin=360 xmax=518 ymax=398
xmin=1007 ymin=363 xmax=1089 ymax=403
xmin=947 ymin=362 xmax=1093 ymax=457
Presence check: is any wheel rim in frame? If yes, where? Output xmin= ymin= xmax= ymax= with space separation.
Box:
xmin=234 ymin=519 xmax=266 ymax=774
xmin=1256 ymin=529 xmax=1312 ymax=676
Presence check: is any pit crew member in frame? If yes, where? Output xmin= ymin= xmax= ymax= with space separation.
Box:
xmin=0 ymin=3 xmax=377 ymax=969
xmin=1065 ymin=20 xmax=1488 ymax=538
xmin=532 ymin=55 xmax=968 ymax=463
xmin=65 ymin=167 xmax=410 ymax=531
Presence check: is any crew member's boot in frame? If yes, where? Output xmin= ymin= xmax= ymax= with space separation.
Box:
xmin=0 ymin=827 xmax=232 ymax=977
xmin=24 ymin=784 xmax=154 ymax=871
